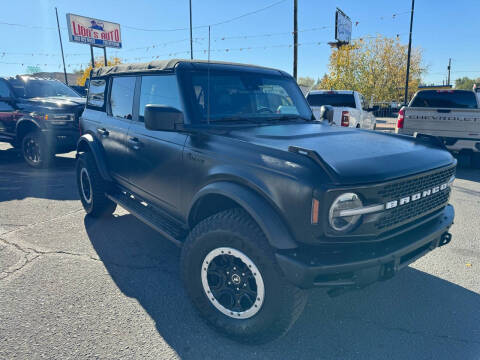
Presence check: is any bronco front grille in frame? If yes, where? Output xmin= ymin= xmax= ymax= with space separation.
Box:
xmin=377 ymin=166 xmax=455 ymax=199
xmin=374 ymin=166 xmax=455 ymax=230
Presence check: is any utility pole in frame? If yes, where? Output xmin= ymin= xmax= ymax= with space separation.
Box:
xmin=90 ymin=45 xmax=95 ymax=68
xmin=404 ymin=0 xmax=415 ymax=105
xmin=103 ymin=47 xmax=107 ymax=66
xmin=293 ymin=0 xmax=298 ymax=80
xmin=189 ymin=0 xmax=193 ymax=60
xmin=447 ymin=58 xmax=451 ymax=86
xmin=55 ymin=7 xmax=68 ymax=85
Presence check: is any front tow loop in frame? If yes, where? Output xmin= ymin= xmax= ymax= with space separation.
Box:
xmin=439 ymin=232 xmax=452 ymax=247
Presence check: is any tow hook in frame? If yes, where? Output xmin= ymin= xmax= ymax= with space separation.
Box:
xmin=439 ymin=232 xmax=452 ymax=247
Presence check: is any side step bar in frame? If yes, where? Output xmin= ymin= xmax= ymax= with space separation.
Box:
xmin=106 ymin=192 xmax=187 ymax=247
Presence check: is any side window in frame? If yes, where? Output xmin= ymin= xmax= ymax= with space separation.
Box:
xmin=87 ymin=79 xmax=106 ymax=108
xmin=110 ymin=77 xmax=136 ymax=119
xmin=0 ymin=81 xmax=14 ymax=111
xmin=138 ymin=75 xmax=182 ymax=121
xmin=0 ymin=80 xmax=11 ymax=98
xmin=359 ymin=94 xmax=365 ymax=109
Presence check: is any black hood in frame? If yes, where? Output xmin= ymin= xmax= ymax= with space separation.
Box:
xmin=221 ymin=123 xmax=455 ymax=184
xmin=20 ymin=96 xmax=86 ymax=109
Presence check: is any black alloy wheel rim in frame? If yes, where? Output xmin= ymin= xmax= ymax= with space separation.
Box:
xmin=24 ymin=137 xmax=41 ymax=163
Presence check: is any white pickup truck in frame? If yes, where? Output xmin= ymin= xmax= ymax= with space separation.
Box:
xmin=396 ymin=89 xmax=480 ymax=166
xmin=306 ymin=90 xmax=376 ymax=129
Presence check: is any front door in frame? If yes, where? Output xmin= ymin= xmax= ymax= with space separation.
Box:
xmin=102 ymin=76 xmax=136 ymax=183
xmin=126 ymin=74 xmax=187 ymax=217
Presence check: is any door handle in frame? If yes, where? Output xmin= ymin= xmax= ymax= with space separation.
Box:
xmin=128 ymin=137 xmax=143 ymax=150
xmin=97 ymin=127 xmax=109 ymax=136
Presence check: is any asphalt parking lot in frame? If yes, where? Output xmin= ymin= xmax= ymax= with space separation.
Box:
xmin=0 ymin=142 xmax=479 ymax=360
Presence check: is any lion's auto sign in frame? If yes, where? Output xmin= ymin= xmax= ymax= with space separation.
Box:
xmin=66 ymin=13 xmax=122 ymax=48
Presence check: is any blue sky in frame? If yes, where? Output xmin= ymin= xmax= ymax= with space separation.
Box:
xmin=1 ymin=0 xmax=478 ymax=85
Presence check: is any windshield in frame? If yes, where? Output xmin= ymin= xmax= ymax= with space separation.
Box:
xmin=306 ymin=93 xmax=356 ymax=108
xmin=8 ymin=78 xmax=80 ymax=99
xmin=410 ymin=90 xmax=478 ymax=109
xmin=182 ymin=70 xmax=312 ymax=124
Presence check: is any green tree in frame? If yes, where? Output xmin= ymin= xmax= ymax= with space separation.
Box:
xmin=317 ymin=36 xmax=425 ymax=103
xmin=454 ymin=77 xmax=479 ymax=90
xmin=297 ymin=76 xmax=315 ymax=88
xmin=26 ymin=66 xmax=42 ymax=74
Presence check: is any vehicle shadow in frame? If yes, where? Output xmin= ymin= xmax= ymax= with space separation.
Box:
xmin=453 ymin=154 xmax=480 ymax=182
xmin=0 ymin=147 xmax=78 ymax=202
xmin=85 ymin=214 xmax=480 ymax=360
xmin=455 ymin=167 xmax=480 ymax=182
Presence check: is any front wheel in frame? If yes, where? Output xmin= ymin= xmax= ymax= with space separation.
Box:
xmin=21 ymin=131 xmax=52 ymax=168
xmin=76 ymin=152 xmax=116 ymax=217
xmin=181 ymin=208 xmax=308 ymax=344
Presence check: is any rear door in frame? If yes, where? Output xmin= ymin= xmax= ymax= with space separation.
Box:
xmin=102 ymin=76 xmax=136 ymax=182
xmin=126 ymin=74 xmax=187 ymax=217
xmin=404 ymin=90 xmax=480 ymax=138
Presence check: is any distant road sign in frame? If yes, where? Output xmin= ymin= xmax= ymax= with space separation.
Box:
xmin=66 ymin=13 xmax=122 ymax=48
xmin=335 ymin=8 xmax=352 ymax=44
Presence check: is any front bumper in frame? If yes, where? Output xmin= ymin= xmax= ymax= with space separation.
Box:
xmin=276 ymin=205 xmax=454 ymax=289
xmin=42 ymin=128 xmax=79 ymax=153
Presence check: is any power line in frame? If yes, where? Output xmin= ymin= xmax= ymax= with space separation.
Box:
xmin=207 ymin=0 xmax=287 ymax=27
xmin=123 ymin=0 xmax=288 ymax=32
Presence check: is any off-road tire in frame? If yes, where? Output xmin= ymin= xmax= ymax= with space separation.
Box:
xmin=76 ymin=152 xmax=116 ymax=217
xmin=181 ymin=208 xmax=308 ymax=344
xmin=21 ymin=130 xmax=53 ymax=168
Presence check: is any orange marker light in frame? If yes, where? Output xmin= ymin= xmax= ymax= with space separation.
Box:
xmin=311 ymin=199 xmax=320 ymax=224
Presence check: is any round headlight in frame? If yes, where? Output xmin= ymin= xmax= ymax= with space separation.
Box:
xmin=328 ymin=193 xmax=363 ymax=232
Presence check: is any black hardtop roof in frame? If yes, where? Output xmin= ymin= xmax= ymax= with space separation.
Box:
xmin=90 ymin=58 xmax=285 ymax=78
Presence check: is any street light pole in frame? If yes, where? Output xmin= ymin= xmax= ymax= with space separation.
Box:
xmin=403 ymin=0 xmax=415 ymax=105
xmin=189 ymin=0 xmax=193 ymax=60
xmin=293 ymin=0 xmax=298 ymax=80
xmin=55 ymin=7 xmax=68 ymax=85
xmin=447 ymin=58 xmax=451 ymax=86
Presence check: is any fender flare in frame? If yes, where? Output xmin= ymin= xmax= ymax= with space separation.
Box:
xmin=15 ymin=117 xmax=42 ymax=133
xmin=189 ymin=181 xmax=298 ymax=250
xmin=76 ymin=134 xmax=112 ymax=181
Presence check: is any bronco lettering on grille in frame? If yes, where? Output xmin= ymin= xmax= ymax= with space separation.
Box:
xmin=384 ymin=178 xmax=453 ymax=210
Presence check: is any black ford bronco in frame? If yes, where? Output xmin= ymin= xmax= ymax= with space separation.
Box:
xmin=0 ymin=76 xmax=84 ymax=167
xmin=76 ymin=59 xmax=456 ymax=343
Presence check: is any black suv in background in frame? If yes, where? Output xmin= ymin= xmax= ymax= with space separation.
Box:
xmin=0 ymin=76 xmax=85 ymax=167
xmin=76 ymin=59 xmax=456 ymax=343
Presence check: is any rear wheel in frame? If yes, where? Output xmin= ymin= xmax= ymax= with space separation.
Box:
xmin=181 ymin=208 xmax=308 ymax=344
xmin=76 ymin=152 xmax=116 ymax=217
xmin=21 ymin=131 xmax=52 ymax=168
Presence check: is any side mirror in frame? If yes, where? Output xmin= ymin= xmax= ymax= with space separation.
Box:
xmin=144 ymin=105 xmax=183 ymax=131
xmin=319 ymin=105 xmax=334 ymax=124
